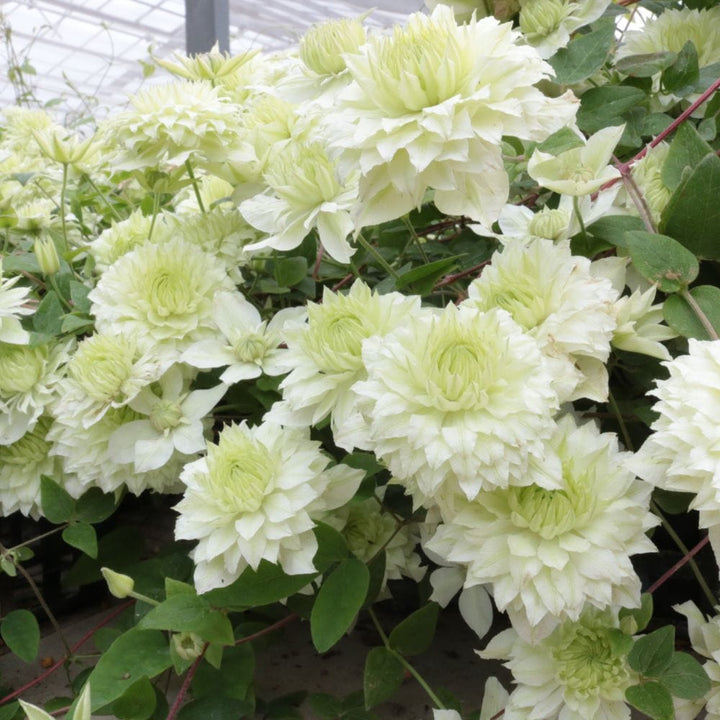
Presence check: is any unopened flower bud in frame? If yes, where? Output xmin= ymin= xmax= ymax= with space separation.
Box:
xmin=519 ymin=0 xmax=566 ymax=38
xmin=528 ymin=207 xmax=569 ymax=241
xmin=300 ymin=17 xmax=366 ymax=76
xmin=33 ymin=237 xmax=60 ymax=276
xmin=101 ymin=567 xmax=135 ymax=598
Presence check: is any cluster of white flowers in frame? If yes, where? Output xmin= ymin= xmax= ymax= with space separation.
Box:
xmin=1 ymin=3 xmax=709 ymax=718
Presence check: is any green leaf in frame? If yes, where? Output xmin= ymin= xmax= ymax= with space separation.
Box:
xmin=607 ymin=628 xmax=634 ymax=657
xmin=60 ymin=314 xmax=94 ymax=334
xmin=69 ymin=281 xmax=91 ymax=314
xmin=111 ymin=677 xmax=157 ymax=720
xmin=620 ymin=593 xmax=654 ymax=634
xmin=388 ymin=603 xmax=440 ymax=657
xmin=87 ymin=629 xmax=172 ymax=710
xmin=309 ymin=694 xmax=343 ymax=719
xmin=33 ymin=292 xmax=64 ymax=335
xmin=549 ymin=19 xmax=615 ymax=85
xmin=628 ymin=626 xmax=675 ymax=676
xmin=138 ymin=595 xmax=234 ymax=645
xmin=191 ymin=644 xmax=255 ymax=701
xmin=62 ymin=523 xmax=98 ymax=558
xmin=535 ymin=127 xmax=585 ymax=155
xmin=615 ymin=51 xmax=678 ymax=78
xmin=659 ymin=652 xmax=711 ymax=699
xmin=0 ymin=702 xmax=20 ymax=720
xmin=363 ymin=647 xmax=405 ymax=709
xmin=40 ymin=475 xmax=76 ymax=524
xmin=661 ymin=152 xmax=720 ymax=259
xmin=577 ymin=86 xmax=647 ymax=134
xmin=313 ymin=522 xmax=349 ymax=573
xmin=662 ymin=41 xmax=699 ymax=96
xmin=362 ymin=551 xmax=387 ymax=610
xmin=1 ymin=609 xmax=40 ymax=663
xmin=202 ymin=560 xmax=317 ymax=609
xmin=587 ymin=214 xmax=645 ymax=248
xmin=624 ymin=230 xmax=698 ymax=292
xmin=625 ymin=682 xmax=674 ymax=720
xmin=273 ymin=257 xmax=308 ymax=288
xmin=662 ymin=123 xmax=713 ymax=192
xmin=663 ymin=286 xmax=720 ymax=340
xmin=311 ymin=557 xmax=369 ymax=653
xmin=395 ymin=256 xmax=462 ymax=294
xmin=76 ymin=488 xmax=117 ymax=524
xmin=176 ymin=696 xmax=253 ymax=720
xmin=165 ymin=578 xmax=196 ymax=597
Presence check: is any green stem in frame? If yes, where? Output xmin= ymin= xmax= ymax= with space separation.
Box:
xmin=402 ymin=216 xmax=429 ymax=263
xmin=680 ymin=287 xmax=719 ymax=340
xmin=147 ymin=192 xmax=160 ymax=241
xmin=9 ymin=524 xmax=66 ymax=551
xmin=367 ymin=607 xmax=445 ymax=710
xmin=572 ymin=197 xmax=588 ymax=245
xmin=650 ymin=501 xmax=716 ymax=608
xmin=49 ymin=274 xmax=73 ymax=312
xmin=355 ymin=233 xmax=399 ymax=280
xmin=59 ymin=162 xmax=69 ymax=253
xmin=0 ymin=542 xmax=73 ymax=656
xmin=607 ymin=389 xmax=633 ymax=452
xmin=185 ymin=158 xmax=206 ymax=214
xmin=83 ymin=174 xmax=121 ymax=221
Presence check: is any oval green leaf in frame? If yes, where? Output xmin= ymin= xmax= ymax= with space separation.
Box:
xmin=388 ymin=603 xmax=440 ymax=657
xmin=63 ymin=523 xmax=98 ymax=559
xmin=1 ymin=609 xmax=40 ymax=663
xmin=40 ymin=475 xmax=76 ymax=524
xmin=624 ymin=230 xmax=699 ymax=292
xmin=659 ymin=652 xmax=711 ymax=700
xmin=363 ymin=647 xmax=405 ymax=710
xmin=311 ymin=557 xmax=369 ymax=653
xmin=626 ymin=682 xmax=673 ymax=720
xmin=663 ymin=285 xmax=720 ymax=340
xmin=628 ymin=626 xmax=675 ymax=677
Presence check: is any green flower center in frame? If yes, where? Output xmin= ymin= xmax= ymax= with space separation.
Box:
xmin=0 ymin=343 xmax=46 ymax=395
xmin=570 ymin=165 xmax=595 ymax=185
xmin=554 ymin=622 xmax=631 ymax=695
xmin=150 ymin=399 xmax=184 ymax=432
xmin=0 ymin=416 xmax=51 ymax=465
xmin=528 ymin=207 xmax=570 ymax=240
xmin=353 ymin=10 xmax=475 ymax=116
xmin=70 ymin=334 xmax=136 ymax=402
xmin=519 ymin=0 xmax=566 ymax=39
xmin=233 ymin=332 xmax=271 ymax=364
xmin=265 ymin=143 xmax=342 ymax=208
xmin=300 ymin=17 xmax=366 ymax=76
xmin=303 ymin=303 xmax=368 ymax=373
xmin=508 ymin=464 xmax=596 ymax=539
xmin=343 ymin=504 xmax=392 ymax=559
xmin=206 ymin=426 xmax=276 ymax=513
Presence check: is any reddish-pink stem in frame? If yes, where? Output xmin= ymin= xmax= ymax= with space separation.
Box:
xmin=434 ymin=261 xmax=491 ymax=289
xmin=603 ymin=76 xmax=720 ymax=191
xmin=234 ymin=613 xmax=297 ymax=646
xmin=647 ymin=534 xmax=710 ymax=595
xmin=165 ymin=644 xmax=208 ymax=720
xmin=0 ymin=601 xmax=134 ymax=707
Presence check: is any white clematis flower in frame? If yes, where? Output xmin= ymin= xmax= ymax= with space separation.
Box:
xmin=480 ymin=607 xmax=637 ymax=720
xmin=528 ymin=125 xmax=624 ymax=196
xmin=266 ymin=279 xmax=420 ymax=451
xmin=0 ymin=259 xmax=33 ymax=345
xmin=175 ymin=421 xmax=364 ymax=592
xmin=425 ymin=414 xmax=657 ymax=640
xmin=181 ymin=291 xmax=305 ymax=383
xmin=108 ymin=365 xmax=226 ymax=473
xmin=463 ymin=238 xmax=618 ymax=402
xmin=354 ymin=304 xmax=560 ymax=504
xmin=331 ymin=4 xmax=578 ymax=227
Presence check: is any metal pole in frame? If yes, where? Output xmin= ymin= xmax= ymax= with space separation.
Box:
xmin=184 ymin=0 xmax=230 ymax=54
